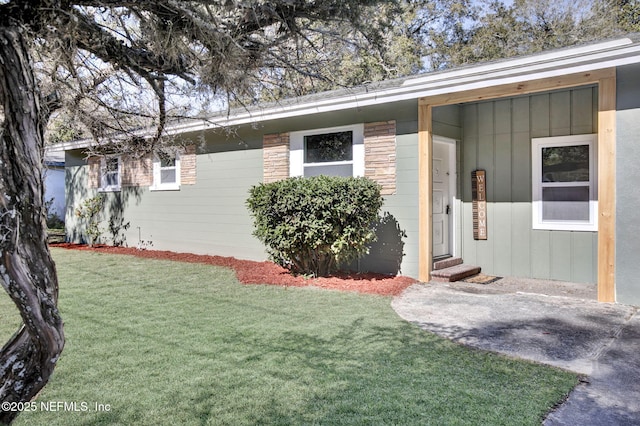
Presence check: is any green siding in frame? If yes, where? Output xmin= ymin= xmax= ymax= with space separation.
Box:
xmin=530 ymin=231 xmax=551 ymax=279
xmin=64 ymin=84 xmax=609 ymax=286
xmin=65 ymin=163 xmax=90 ymax=243
xmin=550 ymin=91 xmax=571 ymax=136
xmin=359 ymin=133 xmax=419 ymax=276
xmin=511 ymin=203 xmax=532 ymax=277
xmin=459 ymin=87 xmax=598 ymax=283
xmin=351 ymin=101 xmax=421 ymax=276
xmin=493 ymin=202 xmax=512 ymax=275
xmin=65 ymin=100 xmax=425 ymax=276
xmin=615 ymin=64 xmax=640 ymax=305
xmin=132 ymin=150 xmax=265 ymax=259
xmin=66 ymin=148 xmax=266 ymax=261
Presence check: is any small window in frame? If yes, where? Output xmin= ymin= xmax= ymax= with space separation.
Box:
xmin=151 ymin=152 xmax=180 ymax=191
xmin=290 ymin=125 xmax=364 ymax=177
xmin=532 ymin=134 xmax=597 ymax=231
xmin=99 ymin=157 xmax=121 ymax=192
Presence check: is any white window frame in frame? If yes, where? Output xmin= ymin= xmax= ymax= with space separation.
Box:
xmin=532 ymin=134 xmax=598 ymax=232
xmin=99 ymin=156 xmax=121 ymax=192
xmin=289 ymin=124 xmax=364 ymax=177
xmin=150 ymin=153 xmax=181 ymax=191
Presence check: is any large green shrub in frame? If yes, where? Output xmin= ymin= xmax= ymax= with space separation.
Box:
xmin=247 ymin=176 xmax=383 ymax=277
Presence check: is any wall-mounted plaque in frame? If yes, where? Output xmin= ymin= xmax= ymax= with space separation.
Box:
xmin=472 ymin=170 xmax=487 ymax=240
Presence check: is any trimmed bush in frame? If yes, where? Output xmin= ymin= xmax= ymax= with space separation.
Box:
xmin=75 ymin=194 xmax=104 ymax=247
xmin=247 ymin=176 xmax=383 ymax=277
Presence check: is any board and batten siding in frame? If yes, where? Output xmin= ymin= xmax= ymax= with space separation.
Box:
xmin=615 ymin=63 xmax=640 ymax=305
xmin=459 ymin=86 xmax=598 ymax=283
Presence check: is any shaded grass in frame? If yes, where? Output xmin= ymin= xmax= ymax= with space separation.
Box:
xmin=1 ymin=249 xmax=577 ymax=425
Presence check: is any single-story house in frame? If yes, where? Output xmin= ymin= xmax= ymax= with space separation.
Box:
xmin=58 ymin=35 xmax=640 ymax=305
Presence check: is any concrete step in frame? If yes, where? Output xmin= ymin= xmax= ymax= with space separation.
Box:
xmin=431 ymin=264 xmax=481 ymax=282
xmin=433 ymin=256 xmax=463 ymax=270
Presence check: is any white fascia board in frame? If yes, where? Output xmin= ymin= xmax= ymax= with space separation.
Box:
xmin=401 ymin=38 xmax=634 ymax=88
xmin=401 ymin=45 xmax=640 ymax=95
xmin=44 ymin=145 xmax=66 ymax=155
xmin=59 ymin=37 xmax=640 ymax=150
xmin=52 ymin=138 xmax=97 ymax=151
xmin=190 ymin=40 xmax=640 ymax=126
xmin=412 ymin=52 xmax=640 ymax=100
xmin=43 ymin=145 xmax=66 ymax=163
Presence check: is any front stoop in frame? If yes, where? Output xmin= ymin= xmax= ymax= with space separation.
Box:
xmin=433 ymin=256 xmax=463 ymax=270
xmin=431 ymin=263 xmax=481 ymax=282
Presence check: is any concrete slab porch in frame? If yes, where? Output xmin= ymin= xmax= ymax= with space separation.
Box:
xmin=392 ymin=278 xmax=640 ymax=424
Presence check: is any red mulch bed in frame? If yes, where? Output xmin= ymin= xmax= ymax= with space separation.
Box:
xmin=52 ymin=243 xmax=417 ymax=296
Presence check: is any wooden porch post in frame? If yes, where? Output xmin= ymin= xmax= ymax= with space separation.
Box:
xmin=418 ymin=69 xmax=616 ymax=295
xmin=598 ymin=75 xmax=617 ymax=302
xmin=418 ymin=100 xmax=433 ymax=282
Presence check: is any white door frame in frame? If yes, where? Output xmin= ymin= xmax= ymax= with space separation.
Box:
xmin=433 ymin=135 xmax=457 ymax=257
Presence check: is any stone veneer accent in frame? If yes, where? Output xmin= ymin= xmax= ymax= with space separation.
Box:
xmin=87 ymin=157 xmax=100 ymax=189
xmin=263 ymin=133 xmax=290 ymax=183
xmin=364 ymin=121 xmax=396 ymax=195
xmin=121 ymin=155 xmax=152 ymax=187
xmin=262 ymin=124 xmax=397 ymax=192
xmin=179 ymin=145 xmax=197 ymax=185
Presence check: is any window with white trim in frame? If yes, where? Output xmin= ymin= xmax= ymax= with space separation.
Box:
xmin=532 ymin=134 xmax=597 ymax=231
xmin=290 ymin=124 xmax=364 ymax=177
xmin=151 ymin=152 xmax=181 ymax=191
xmin=99 ymin=157 xmax=121 ymax=192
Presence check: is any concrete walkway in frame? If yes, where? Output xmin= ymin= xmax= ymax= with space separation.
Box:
xmin=391 ymin=279 xmax=640 ymax=425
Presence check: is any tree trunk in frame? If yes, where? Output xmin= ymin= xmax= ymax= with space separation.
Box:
xmin=0 ymin=27 xmax=64 ymax=425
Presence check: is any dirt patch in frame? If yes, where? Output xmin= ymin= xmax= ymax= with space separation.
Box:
xmin=52 ymin=243 xmax=417 ymax=296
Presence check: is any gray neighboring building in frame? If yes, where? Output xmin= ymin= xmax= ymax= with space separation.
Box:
xmin=44 ymin=148 xmax=66 ymax=220
xmin=60 ymin=35 xmax=640 ymax=305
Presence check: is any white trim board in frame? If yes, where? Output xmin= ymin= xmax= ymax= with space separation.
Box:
xmin=56 ymin=36 xmax=640 ymax=151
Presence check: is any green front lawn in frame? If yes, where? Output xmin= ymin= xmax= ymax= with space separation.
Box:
xmin=1 ymin=249 xmax=577 ymax=425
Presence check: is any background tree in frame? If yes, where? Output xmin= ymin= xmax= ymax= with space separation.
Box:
xmin=421 ymin=0 xmax=640 ymax=69
xmin=230 ymin=1 xmax=425 ymax=103
xmin=245 ymin=0 xmax=485 ymax=101
xmin=618 ymin=0 xmax=640 ymax=31
xmin=0 ymin=1 xmax=396 ymax=423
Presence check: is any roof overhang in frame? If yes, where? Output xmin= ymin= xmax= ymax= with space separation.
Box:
xmin=55 ymin=35 xmax=640 ymax=151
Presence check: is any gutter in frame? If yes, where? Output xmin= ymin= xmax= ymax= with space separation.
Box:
xmin=54 ymin=36 xmax=640 ymax=151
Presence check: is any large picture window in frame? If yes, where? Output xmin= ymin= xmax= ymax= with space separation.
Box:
xmin=304 ymin=131 xmax=353 ymax=176
xmin=532 ymin=134 xmax=597 ymax=231
xmin=290 ymin=124 xmax=364 ymax=177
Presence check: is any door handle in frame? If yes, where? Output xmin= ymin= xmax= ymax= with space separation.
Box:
xmin=446 ymin=204 xmax=451 ymax=215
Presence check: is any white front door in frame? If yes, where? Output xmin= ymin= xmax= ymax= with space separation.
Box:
xmin=432 ymin=138 xmax=455 ymax=258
